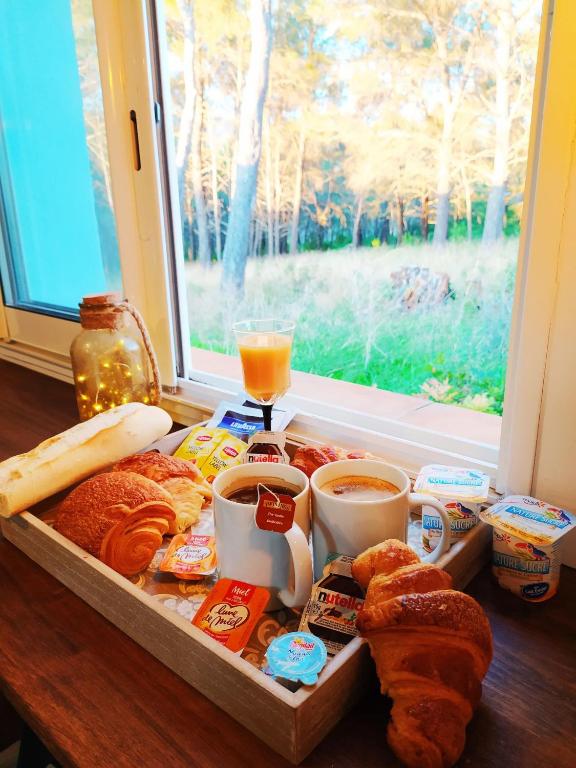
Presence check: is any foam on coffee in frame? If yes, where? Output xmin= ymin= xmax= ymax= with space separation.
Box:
xmin=320 ymin=475 xmax=400 ymax=501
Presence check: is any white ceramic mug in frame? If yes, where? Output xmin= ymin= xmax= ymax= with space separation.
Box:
xmin=212 ymin=463 xmax=313 ymax=609
xmin=311 ymin=459 xmax=451 ymax=579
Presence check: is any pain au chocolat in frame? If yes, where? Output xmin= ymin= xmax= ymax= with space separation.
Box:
xmin=54 ymin=471 xmax=175 ymax=577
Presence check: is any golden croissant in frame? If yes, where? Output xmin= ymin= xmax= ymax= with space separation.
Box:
xmin=352 ymin=540 xmax=493 ymax=768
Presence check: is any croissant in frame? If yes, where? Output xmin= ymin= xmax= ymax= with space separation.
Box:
xmin=353 ymin=540 xmax=493 ymax=768
xmin=54 ymin=472 xmax=175 ymax=576
xmin=113 ymin=452 xmax=212 ymax=533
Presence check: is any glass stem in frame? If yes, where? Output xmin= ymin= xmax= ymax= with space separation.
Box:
xmin=262 ymin=404 xmax=273 ymax=432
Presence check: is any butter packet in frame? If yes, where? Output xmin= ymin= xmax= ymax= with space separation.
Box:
xmin=160 ymin=534 xmax=216 ymax=580
xmin=174 ymin=426 xmax=227 ymax=468
xmin=192 ymin=578 xmax=269 ymax=652
xmin=266 ymin=632 xmax=327 ymax=686
xmin=480 ymin=495 xmax=575 ymax=602
xmin=415 ymin=465 xmax=490 ymax=551
xmin=201 ymin=433 xmax=247 ymax=483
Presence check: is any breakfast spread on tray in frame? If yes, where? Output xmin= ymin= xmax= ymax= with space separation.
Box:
xmin=2 ymin=324 xmax=570 ymax=767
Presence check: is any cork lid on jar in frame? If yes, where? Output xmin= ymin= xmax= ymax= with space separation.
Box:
xmin=79 ymin=292 xmax=125 ymax=329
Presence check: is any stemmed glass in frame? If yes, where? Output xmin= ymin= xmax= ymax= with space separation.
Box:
xmin=233 ymin=319 xmax=295 ymax=431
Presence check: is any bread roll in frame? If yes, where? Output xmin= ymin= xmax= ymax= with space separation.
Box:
xmin=0 ymin=403 xmax=172 ymax=518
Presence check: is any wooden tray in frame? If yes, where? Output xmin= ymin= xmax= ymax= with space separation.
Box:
xmin=0 ymin=427 xmax=492 ymax=763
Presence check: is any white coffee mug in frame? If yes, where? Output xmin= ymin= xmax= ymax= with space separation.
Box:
xmin=311 ymin=459 xmax=450 ymax=579
xmin=212 ymin=463 xmax=313 ymax=609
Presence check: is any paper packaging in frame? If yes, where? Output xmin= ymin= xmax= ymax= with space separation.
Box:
xmin=299 ymin=555 xmax=364 ymax=656
xmin=173 ymin=426 xmax=227 ymax=467
xmin=245 ymin=431 xmax=290 ymax=464
xmin=265 ymin=632 xmax=328 ymax=686
xmin=480 ymin=495 xmax=575 ymax=602
xmin=200 ymin=432 xmax=247 ymax=483
xmin=414 ymin=465 xmax=490 ymax=552
xmin=207 ymin=400 xmax=295 ymax=441
xmin=192 ymin=578 xmax=269 ymax=652
xmin=160 ymin=534 xmax=216 ymax=580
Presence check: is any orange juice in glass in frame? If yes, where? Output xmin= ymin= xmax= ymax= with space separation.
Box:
xmin=233 ymin=320 xmax=295 ymax=430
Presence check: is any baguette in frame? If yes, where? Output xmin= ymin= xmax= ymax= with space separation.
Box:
xmin=0 ymin=403 xmax=172 ymax=517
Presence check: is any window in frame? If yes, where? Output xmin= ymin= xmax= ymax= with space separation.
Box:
xmin=1 ymin=0 xmax=574 ymax=499
xmin=0 ymin=0 xmax=121 ymax=324
xmin=159 ymin=0 xmax=542 ymax=427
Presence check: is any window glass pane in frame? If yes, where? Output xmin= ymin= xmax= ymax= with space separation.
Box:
xmin=0 ymin=0 xmax=121 ymax=315
xmin=162 ymin=0 xmax=541 ymax=417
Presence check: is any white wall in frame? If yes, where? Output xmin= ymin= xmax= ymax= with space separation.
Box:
xmin=532 ymin=123 xmax=576 ymax=565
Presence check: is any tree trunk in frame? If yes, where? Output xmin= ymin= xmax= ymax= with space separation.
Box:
xmin=230 ymin=45 xmax=244 ymax=200
xmin=175 ymin=0 xmax=194 ymax=239
xmin=420 ymin=194 xmax=429 ymax=241
xmin=191 ymin=74 xmax=210 ymax=265
xmin=433 ymin=43 xmax=456 ymax=247
xmin=395 ymin=195 xmax=404 ymax=245
xmin=222 ymin=0 xmax=272 ymax=291
xmin=352 ymin=196 xmax=363 ymax=247
xmin=433 ymin=122 xmax=452 ymax=246
xmin=290 ymin=127 xmax=305 ymax=255
xmin=176 ymin=0 xmax=209 ymax=265
xmin=264 ymin=119 xmax=274 ymax=256
xmin=461 ymin=171 xmax=472 ymax=241
xmin=207 ymin=118 xmax=222 ymax=260
xmin=274 ymin=133 xmax=281 ymax=254
xmin=252 ymin=219 xmax=262 ymax=258
xmin=483 ymin=4 xmax=512 ymax=243
xmin=381 ymin=216 xmax=390 ymax=245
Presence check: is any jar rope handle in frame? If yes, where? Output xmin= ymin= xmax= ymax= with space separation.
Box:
xmin=121 ymin=302 xmax=162 ymax=406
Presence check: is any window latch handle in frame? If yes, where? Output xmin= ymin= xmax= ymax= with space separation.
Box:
xmin=129 ymin=109 xmax=142 ymax=171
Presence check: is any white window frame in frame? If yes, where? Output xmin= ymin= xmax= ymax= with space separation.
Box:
xmin=0 ymin=0 xmax=571 ymax=496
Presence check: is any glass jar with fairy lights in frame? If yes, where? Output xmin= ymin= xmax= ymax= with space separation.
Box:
xmin=70 ymin=293 xmax=161 ymax=421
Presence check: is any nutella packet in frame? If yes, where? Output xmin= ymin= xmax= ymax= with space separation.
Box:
xmin=200 ymin=432 xmax=247 ymax=483
xmin=160 ymin=534 xmax=216 ymax=580
xmin=192 ymin=578 xmax=269 ymax=652
xmin=173 ymin=426 xmax=227 ymax=467
xmin=245 ymin=431 xmax=289 ymax=464
xmin=299 ymin=554 xmax=365 ymax=656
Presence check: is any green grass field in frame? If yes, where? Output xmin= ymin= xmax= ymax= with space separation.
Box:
xmin=185 ymin=239 xmax=518 ymax=415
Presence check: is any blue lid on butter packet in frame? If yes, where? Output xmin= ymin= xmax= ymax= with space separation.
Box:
xmin=265 ymin=632 xmax=327 ymax=685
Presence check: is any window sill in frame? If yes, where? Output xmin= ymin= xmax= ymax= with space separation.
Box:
xmin=188 ymin=348 xmax=501 ymax=448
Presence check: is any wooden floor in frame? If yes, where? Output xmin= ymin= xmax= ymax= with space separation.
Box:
xmin=0 ymin=359 xmax=575 ymax=768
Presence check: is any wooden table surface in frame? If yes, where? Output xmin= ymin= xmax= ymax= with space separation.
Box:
xmin=0 ymin=359 xmax=574 ymax=768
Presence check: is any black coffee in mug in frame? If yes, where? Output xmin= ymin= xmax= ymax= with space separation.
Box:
xmin=224 ymin=481 xmax=300 ymax=505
